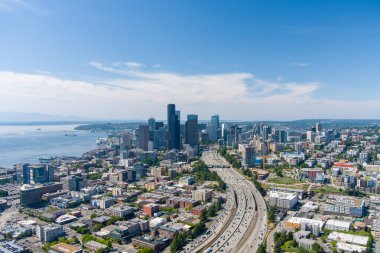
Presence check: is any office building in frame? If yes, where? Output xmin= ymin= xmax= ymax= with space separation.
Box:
xmin=185 ymin=114 xmax=198 ymax=147
xmin=192 ymin=189 xmax=212 ymax=202
xmin=68 ymin=175 xmax=85 ymax=191
xmin=210 ymin=115 xmax=220 ymax=141
xmin=137 ymin=125 xmax=149 ymax=151
xmin=279 ymin=130 xmax=288 ymax=143
xmin=268 ymin=191 xmax=298 ymax=210
xmin=20 ymin=183 xmax=63 ymax=206
xmin=109 ymin=204 xmax=134 ymax=218
xmin=167 ymin=104 xmax=180 ymax=150
xmin=36 ymin=224 xmax=64 ymax=243
xmin=316 ymin=122 xmax=322 ymax=132
xmin=148 ymin=117 xmax=156 ymax=130
xmin=324 ymin=195 xmax=365 ymax=217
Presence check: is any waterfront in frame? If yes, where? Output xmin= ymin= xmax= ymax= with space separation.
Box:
xmin=0 ymin=123 xmax=107 ymax=168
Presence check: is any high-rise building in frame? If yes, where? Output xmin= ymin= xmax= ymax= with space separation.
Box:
xmin=68 ymin=175 xmax=85 ymax=191
xmin=185 ymin=114 xmax=198 ymax=147
xmin=211 ymin=115 xmax=220 ymax=141
xmin=280 ymin=130 xmax=288 ymax=143
xmin=137 ymin=125 xmax=149 ymax=151
xmin=148 ymin=117 xmax=156 ymax=131
xmin=22 ymin=164 xmax=54 ymax=185
xmin=221 ymin=123 xmax=228 ymax=141
xmin=153 ymin=126 xmax=165 ymax=150
xmin=18 ymin=164 xmax=30 ymax=184
xmin=263 ymin=125 xmax=272 ymax=141
xmin=167 ymin=104 xmax=180 ymax=150
xmin=316 ymin=122 xmax=322 ymax=133
xmin=121 ymin=131 xmax=133 ymax=150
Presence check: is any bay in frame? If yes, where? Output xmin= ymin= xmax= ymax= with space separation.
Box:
xmin=0 ymin=123 xmax=107 ymax=168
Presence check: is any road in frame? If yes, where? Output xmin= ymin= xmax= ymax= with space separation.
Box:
xmin=186 ymin=148 xmax=267 ymax=253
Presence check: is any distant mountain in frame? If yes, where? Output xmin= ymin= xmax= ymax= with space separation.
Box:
xmin=0 ymin=112 xmax=88 ymax=123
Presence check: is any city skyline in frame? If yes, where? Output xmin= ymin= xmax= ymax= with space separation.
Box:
xmin=1 ymin=1 xmax=380 ymax=120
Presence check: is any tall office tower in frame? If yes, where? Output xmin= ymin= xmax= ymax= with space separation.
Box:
xmin=148 ymin=117 xmax=156 ymax=131
xmin=121 ymin=131 xmax=133 ymax=150
xmin=263 ymin=125 xmax=272 ymax=141
xmin=185 ymin=114 xmax=198 ymax=147
xmin=211 ymin=114 xmax=220 ymax=141
xmin=154 ymin=121 xmax=164 ymax=130
xmin=279 ymin=130 xmax=288 ymax=143
xmin=272 ymin=129 xmax=280 ymax=142
xmin=46 ymin=165 xmax=55 ymax=183
xmin=18 ymin=163 xmax=30 ymax=184
xmin=167 ymin=104 xmax=180 ymax=150
xmin=30 ymin=165 xmax=47 ymax=184
xmin=154 ymin=126 xmax=165 ymax=150
xmin=221 ymin=123 xmax=228 ymax=141
xmin=316 ymin=122 xmax=322 ymax=132
xmin=136 ymin=125 xmax=149 ymax=151
xmin=68 ymin=175 xmax=85 ymax=191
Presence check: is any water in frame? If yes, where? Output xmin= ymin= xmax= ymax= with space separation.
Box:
xmin=0 ymin=124 xmax=108 ymax=168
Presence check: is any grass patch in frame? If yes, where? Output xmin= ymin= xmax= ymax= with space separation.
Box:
xmin=281 ymin=241 xmax=303 ymax=253
xmin=314 ymin=185 xmax=343 ymax=194
xmin=267 ymin=177 xmax=303 ymax=185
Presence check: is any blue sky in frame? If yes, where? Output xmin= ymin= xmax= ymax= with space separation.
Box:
xmin=0 ymin=0 xmax=380 ymax=120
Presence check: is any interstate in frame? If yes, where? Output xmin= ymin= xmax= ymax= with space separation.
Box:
xmin=183 ymin=148 xmax=268 ymax=253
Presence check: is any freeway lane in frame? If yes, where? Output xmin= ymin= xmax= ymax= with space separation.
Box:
xmin=190 ymin=149 xmax=267 ymax=253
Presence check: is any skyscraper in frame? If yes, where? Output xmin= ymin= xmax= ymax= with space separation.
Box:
xmin=136 ymin=125 xmax=149 ymax=151
xmin=316 ymin=122 xmax=322 ymax=132
xmin=185 ymin=114 xmax=198 ymax=147
xmin=167 ymin=104 xmax=180 ymax=150
xmin=280 ymin=130 xmax=288 ymax=143
xmin=263 ymin=125 xmax=272 ymax=141
xmin=148 ymin=117 xmax=156 ymax=131
xmin=211 ymin=115 xmax=220 ymax=141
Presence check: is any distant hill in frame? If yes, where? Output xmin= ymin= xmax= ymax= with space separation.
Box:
xmin=0 ymin=112 xmax=87 ymax=123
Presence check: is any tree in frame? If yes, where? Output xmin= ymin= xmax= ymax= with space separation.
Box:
xmin=312 ymin=243 xmax=325 ymax=253
xmin=137 ymin=249 xmax=154 ymax=253
xmin=257 ymin=243 xmax=266 ymax=253
xmin=199 ymin=210 xmax=208 ymax=222
xmin=268 ymin=206 xmax=277 ymax=223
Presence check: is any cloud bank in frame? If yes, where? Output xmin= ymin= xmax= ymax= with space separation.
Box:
xmin=0 ymin=62 xmax=379 ymax=120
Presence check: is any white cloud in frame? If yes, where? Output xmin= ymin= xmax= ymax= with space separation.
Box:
xmin=0 ymin=0 xmax=45 ymax=14
xmin=0 ymin=63 xmax=379 ymax=120
xmin=291 ymin=62 xmax=310 ymax=67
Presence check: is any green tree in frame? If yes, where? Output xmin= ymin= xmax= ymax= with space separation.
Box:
xmin=257 ymin=243 xmax=266 ymax=253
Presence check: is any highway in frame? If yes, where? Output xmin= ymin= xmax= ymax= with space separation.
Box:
xmin=185 ymin=148 xmax=268 ymax=253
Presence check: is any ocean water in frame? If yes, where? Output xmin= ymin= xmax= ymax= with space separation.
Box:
xmin=0 ymin=124 xmax=107 ymax=168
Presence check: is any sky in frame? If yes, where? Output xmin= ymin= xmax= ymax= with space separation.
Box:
xmin=0 ymin=0 xmax=380 ymax=121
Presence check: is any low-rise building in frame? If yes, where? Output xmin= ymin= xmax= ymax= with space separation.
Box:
xmin=108 ymin=204 xmax=134 ymax=218
xmin=285 ymin=217 xmax=324 ymax=236
xmin=49 ymin=243 xmax=82 ymax=253
xmin=192 ymin=189 xmax=212 ymax=202
xmin=268 ymin=191 xmax=298 ymax=210
xmin=36 ymin=224 xmax=64 ymax=243
xmin=325 ymin=219 xmax=351 ymax=231
xmin=327 ymin=231 xmax=368 ymax=246
xmin=84 ymin=240 xmax=108 ymax=253
xmin=324 ymin=195 xmax=365 ymax=217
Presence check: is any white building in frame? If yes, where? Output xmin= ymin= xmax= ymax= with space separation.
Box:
xmin=336 ymin=242 xmax=366 ymax=253
xmin=36 ymin=224 xmax=64 ymax=243
xmin=268 ymin=191 xmax=298 ymax=209
xmin=325 ymin=219 xmax=351 ymax=231
xmin=327 ymin=232 xmax=368 ymax=246
xmin=109 ymin=204 xmax=134 ymax=218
